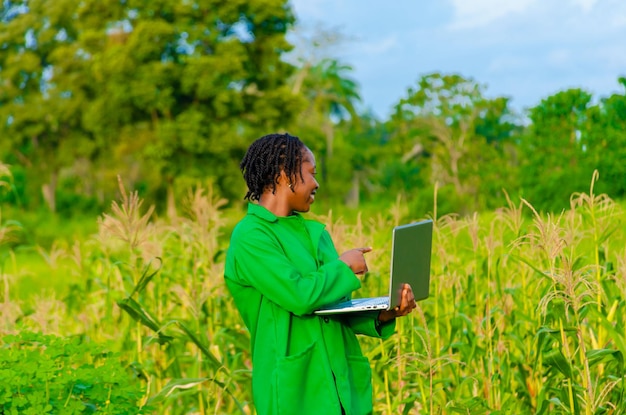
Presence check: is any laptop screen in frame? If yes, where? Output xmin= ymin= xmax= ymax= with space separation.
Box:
xmin=388 ymin=220 xmax=433 ymax=309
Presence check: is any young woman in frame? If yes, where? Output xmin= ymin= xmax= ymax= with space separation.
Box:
xmin=224 ymin=133 xmax=417 ymax=415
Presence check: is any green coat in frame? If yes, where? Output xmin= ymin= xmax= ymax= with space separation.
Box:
xmin=225 ymin=203 xmax=395 ymax=415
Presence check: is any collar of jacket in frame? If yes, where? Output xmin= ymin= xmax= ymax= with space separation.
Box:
xmin=247 ymin=203 xmax=326 ymax=244
xmin=247 ymin=202 xmax=283 ymax=222
xmin=248 ymin=202 xmax=314 ymax=223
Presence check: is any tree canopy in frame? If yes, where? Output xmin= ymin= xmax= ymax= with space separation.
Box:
xmin=1 ymin=1 xmax=625 ymax=215
xmin=1 ymin=0 xmax=302 ymax=210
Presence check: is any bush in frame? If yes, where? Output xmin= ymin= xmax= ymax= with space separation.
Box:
xmin=0 ymin=331 xmax=148 ymax=414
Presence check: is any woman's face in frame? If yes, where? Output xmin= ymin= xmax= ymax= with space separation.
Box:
xmin=287 ymin=147 xmax=319 ymax=213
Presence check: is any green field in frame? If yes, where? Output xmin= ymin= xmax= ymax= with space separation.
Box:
xmin=2 ymin=1 xmax=626 ymax=413
xmin=2 ymin=181 xmax=625 ymax=414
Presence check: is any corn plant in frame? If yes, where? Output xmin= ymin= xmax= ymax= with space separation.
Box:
xmin=3 ymin=173 xmax=626 ymax=414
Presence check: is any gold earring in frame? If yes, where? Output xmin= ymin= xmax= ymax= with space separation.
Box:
xmin=288 ymin=182 xmax=292 ymax=189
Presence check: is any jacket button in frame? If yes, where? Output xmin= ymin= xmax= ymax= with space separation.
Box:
xmin=323 ymin=317 xmax=329 ymax=323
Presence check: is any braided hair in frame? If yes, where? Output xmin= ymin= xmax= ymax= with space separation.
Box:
xmin=240 ymin=133 xmax=306 ymax=201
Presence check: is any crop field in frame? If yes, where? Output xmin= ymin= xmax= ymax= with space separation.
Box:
xmin=1 ymin=177 xmax=625 ymax=414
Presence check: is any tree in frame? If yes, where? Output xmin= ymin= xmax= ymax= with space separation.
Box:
xmin=519 ymin=88 xmax=593 ymax=211
xmin=0 ymin=0 xmax=101 ymax=211
xmin=337 ymin=113 xmax=392 ymax=208
xmin=0 ymin=0 xmax=302 ymax=212
xmin=290 ymin=58 xmax=361 ymax=191
xmin=582 ymin=78 xmax=626 ymax=199
xmin=387 ymin=73 xmax=521 ymax=213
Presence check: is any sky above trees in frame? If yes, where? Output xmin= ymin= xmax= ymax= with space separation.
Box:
xmin=289 ymin=0 xmax=626 ymax=118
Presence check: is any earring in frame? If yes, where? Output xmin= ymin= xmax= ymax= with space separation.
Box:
xmin=288 ymin=182 xmax=292 ymax=189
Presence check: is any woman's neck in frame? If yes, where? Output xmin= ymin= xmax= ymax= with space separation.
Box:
xmin=258 ymin=193 xmax=292 ymax=217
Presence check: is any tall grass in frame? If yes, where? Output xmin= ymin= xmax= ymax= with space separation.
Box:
xmin=2 ymin=174 xmax=625 ymax=414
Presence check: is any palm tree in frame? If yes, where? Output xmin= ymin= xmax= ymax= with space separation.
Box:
xmin=291 ymin=58 xmax=362 ymax=187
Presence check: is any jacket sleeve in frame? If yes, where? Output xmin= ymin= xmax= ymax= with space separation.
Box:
xmin=343 ymin=313 xmax=396 ymax=339
xmin=229 ymin=227 xmax=361 ymax=316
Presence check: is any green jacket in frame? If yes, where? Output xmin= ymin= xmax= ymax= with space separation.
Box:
xmin=224 ymin=203 xmax=395 ymax=415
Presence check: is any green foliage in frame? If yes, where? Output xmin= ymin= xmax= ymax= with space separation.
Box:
xmin=287 ymin=57 xmax=363 ymax=206
xmin=2 ymin=0 xmax=626 ymax=216
xmin=0 ymin=0 xmax=301 ymax=210
xmin=519 ymin=88 xmax=593 ymax=211
xmin=0 ymin=164 xmax=26 ymax=208
xmin=5 ymin=176 xmax=626 ymax=414
xmin=0 ymin=331 xmax=147 ymax=414
xmin=387 ymin=72 xmax=521 ymax=213
xmin=583 ymin=78 xmax=626 ymax=199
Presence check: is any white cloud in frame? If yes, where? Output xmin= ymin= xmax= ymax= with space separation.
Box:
xmin=289 ymin=0 xmax=626 ymax=117
xmin=448 ymin=0 xmax=538 ymax=29
xmin=572 ymin=0 xmax=599 ymax=13
xmin=447 ymin=0 xmax=617 ymax=30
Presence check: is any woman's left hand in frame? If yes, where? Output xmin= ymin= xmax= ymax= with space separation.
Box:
xmin=378 ymin=283 xmax=417 ymax=323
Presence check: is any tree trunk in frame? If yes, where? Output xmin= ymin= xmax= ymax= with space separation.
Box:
xmin=345 ymin=172 xmax=360 ymax=208
xmin=323 ymin=121 xmax=334 ymax=159
xmin=42 ymin=171 xmax=57 ymax=212
xmin=166 ymin=182 xmax=177 ymax=220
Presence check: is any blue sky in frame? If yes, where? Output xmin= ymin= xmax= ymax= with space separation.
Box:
xmin=288 ymin=0 xmax=626 ymax=119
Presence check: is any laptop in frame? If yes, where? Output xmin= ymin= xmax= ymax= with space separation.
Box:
xmin=314 ymin=219 xmax=433 ymax=315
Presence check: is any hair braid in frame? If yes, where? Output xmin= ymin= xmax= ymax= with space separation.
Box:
xmin=240 ymin=133 xmax=305 ymax=201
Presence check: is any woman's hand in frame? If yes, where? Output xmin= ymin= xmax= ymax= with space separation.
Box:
xmin=378 ymin=283 xmax=417 ymax=323
xmin=339 ymin=247 xmax=372 ymax=275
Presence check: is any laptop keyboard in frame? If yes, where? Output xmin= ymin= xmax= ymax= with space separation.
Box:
xmin=354 ymin=297 xmax=388 ymax=306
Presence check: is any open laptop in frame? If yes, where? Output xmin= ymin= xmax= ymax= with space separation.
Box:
xmin=314 ymin=219 xmax=433 ymax=315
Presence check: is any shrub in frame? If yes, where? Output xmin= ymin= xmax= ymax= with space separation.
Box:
xmin=0 ymin=331 xmax=148 ymax=414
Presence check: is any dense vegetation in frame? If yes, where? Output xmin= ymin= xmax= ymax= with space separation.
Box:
xmin=1 ymin=0 xmax=625 ymax=218
xmin=2 ymin=179 xmax=625 ymax=414
xmin=1 ymin=0 xmax=626 ymax=413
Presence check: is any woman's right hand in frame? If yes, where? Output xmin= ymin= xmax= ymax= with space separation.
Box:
xmin=339 ymin=247 xmax=372 ymax=275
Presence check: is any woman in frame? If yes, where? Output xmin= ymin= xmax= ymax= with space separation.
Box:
xmin=224 ymin=133 xmax=417 ymax=415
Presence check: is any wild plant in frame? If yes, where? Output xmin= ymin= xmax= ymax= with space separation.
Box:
xmin=94 ymin=178 xmax=251 ymax=414
xmin=5 ymin=171 xmax=626 ymax=414
xmin=0 ymin=331 xmax=147 ymax=414
xmin=0 ymin=162 xmax=12 ymax=193
xmin=0 ymin=170 xmax=24 ymax=336
xmin=507 ymin=176 xmax=625 ymax=414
